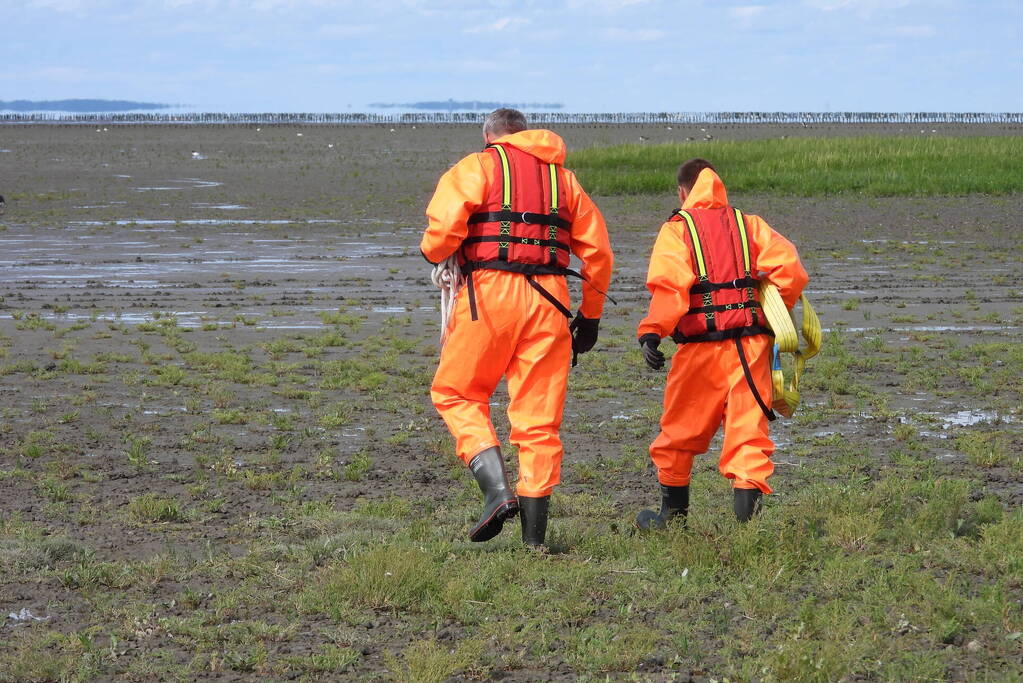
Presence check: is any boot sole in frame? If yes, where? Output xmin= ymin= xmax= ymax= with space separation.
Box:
xmin=469 ymin=500 xmax=519 ymax=542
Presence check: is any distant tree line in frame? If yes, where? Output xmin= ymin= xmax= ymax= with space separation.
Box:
xmin=1 ymin=111 xmax=1020 ymax=125
xmin=0 ymin=99 xmax=173 ymax=113
xmin=369 ymin=100 xmax=564 ymax=110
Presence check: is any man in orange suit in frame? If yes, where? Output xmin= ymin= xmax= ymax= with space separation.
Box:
xmin=636 ymin=158 xmax=807 ymax=528
xmin=422 ymin=109 xmax=614 ymax=547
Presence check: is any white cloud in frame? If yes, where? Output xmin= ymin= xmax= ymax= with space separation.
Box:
xmin=463 ymin=17 xmax=529 ymax=34
xmin=729 ymin=5 xmax=766 ymax=28
xmin=568 ymin=0 xmax=655 ymax=9
xmin=804 ymin=0 xmax=911 ymax=13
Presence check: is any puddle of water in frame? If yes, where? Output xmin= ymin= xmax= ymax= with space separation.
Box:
xmin=69 ymin=219 xmax=344 ymax=227
xmin=860 ymin=239 xmax=972 ymax=245
xmin=134 ymin=178 xmax=223 ymax=192
xmin=938 ymin=410 xmax=986 ymax=428
xmin=900 ymin=409 xmax=1017 ymax=439
xmin=192 ymin=204 xmax=248 ymax=210
xmin=828 ymin=325 xmax=1022 ymax=334
xmin=808 ymin=289 xmax=868 ymax=295
xmin=143 ymin=407 xmax=187 ymax=415
xmin=7 ymin=608 xmax=49 ymax=624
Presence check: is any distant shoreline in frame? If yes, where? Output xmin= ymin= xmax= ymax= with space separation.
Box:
xmin=2 ymin=112 xmax=1021 ymax=126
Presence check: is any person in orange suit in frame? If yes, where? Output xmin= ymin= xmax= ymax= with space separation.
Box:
xmin=635 ymin=158 xmax=808 ymax=528
xmin=422 ymin=109 xmax=614 ymax=547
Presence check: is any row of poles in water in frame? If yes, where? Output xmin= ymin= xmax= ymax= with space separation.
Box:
xmin=2 ymin=111 xmax=1022 ymax=125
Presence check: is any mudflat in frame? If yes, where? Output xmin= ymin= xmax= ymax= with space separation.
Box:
xmin=1 ymin=123 xmax=1021 ymax=680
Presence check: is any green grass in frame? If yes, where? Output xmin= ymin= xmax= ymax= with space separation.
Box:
xmin=568 ymin=136 xmax=1023 ymax=196
xmin=127 ymin=494 xmax=188 ymax=523
xmin=285 ymin=474 xmax=1023 ymax=679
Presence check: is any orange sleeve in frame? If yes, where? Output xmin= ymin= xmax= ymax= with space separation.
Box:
xmin=563 ymin=170 xmax=614 ymax=318
xmin=637 ymin=221 xmax=696 ymax=339
xmin=420 ymin=152 xmax=492 ymax=264
xmin=746 ymin=214 xmax=809 ymax=309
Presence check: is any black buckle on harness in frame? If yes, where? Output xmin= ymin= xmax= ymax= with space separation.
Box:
xmin=518 ymin=211 xmax=544 ymax=225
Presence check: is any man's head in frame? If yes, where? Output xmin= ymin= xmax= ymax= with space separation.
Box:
xmin=483 ymin=108 xmax=527 ymax=144
xmin=676 ymin=157 xmax=716 ymax=203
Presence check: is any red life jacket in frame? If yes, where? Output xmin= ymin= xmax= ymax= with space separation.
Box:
xmin=461 ymin=143 xmax=573 ymax=275
xmin=671 ymin=207 xmax=771 ymax=344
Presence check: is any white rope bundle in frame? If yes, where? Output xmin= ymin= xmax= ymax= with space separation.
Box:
xmin=431 ymin=255 xmax=462 ymax=344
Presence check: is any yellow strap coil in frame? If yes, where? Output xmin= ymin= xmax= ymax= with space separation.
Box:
xmin=758 ymin=281 xmax=821 ymax=418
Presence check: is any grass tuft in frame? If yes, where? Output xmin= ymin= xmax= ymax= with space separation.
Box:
xmin=569 ymin=136 xmax=1023 ymax=196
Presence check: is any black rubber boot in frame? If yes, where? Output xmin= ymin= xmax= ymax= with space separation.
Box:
xmin=467 ymin=448 xmax=518 ymax=542
xmin=519 ymin=495 xmax=550 ymax=548
xmin=635 ymin=484 xmax=689 ymax=531
xmin=733 ymin=488 xmax=763 ymax=522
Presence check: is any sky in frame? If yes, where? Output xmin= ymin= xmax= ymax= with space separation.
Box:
xmin=3 ymin=0 xmax=1021 ymax=113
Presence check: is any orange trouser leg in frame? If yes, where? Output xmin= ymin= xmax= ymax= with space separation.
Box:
xmin=431 ymin=272 xmax=517 ymax=464
xmin=720 ymin=336 xmax=775 ymax=493
xmin=649 ymin=336 xmax=775 ymax=492
xmin=649 ymin=342 xmax=729 ymax=486
xmin=431 ymin=272 xmax=572 ymax=490
xmin=505 ymin=275 xmax=572 ymax=497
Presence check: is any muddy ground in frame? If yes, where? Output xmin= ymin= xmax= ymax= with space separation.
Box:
xmin=1 ymin=123 xmax=1021 ymax=680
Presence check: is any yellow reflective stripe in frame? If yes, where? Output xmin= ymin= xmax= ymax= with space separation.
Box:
xmin=734 ymin=208 xmax=751 ymax=274
xmin=678 ymin=211 xmax=707 ymax=278
xmin=548 ymin=164 xmax=559 ymax=212
xmin=492 ymin=144 xmax=512 ymax=209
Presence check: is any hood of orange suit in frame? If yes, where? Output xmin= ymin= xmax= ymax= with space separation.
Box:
xmin=682 ymin=168 xmax=729 ymax=210
xmin=493 ymin=129 xmax=567 ymax=165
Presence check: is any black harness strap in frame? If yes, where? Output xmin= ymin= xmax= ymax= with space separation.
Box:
xmin=735 ymin=337 xmax=777 ymax=422
xmin=686 ymin=300 xmax=763 ymax=315
xmin=467 ymin=210 xmax=571 ymax=230
xmin=672 ymin=325 xmax=772 ymax=345
xmin=462 ymin=234 xmax=570 ymax=251
xmin=526 ymin=275 xmax=573 ymax=319
xmin=461 ymin=260 xmax=577 ymax=277
xmin=466 ymin=271 xmax=479 ymax=321
xmin=461 ymin=262 xmax=580 ymax=322
xmin=689 ymin=276 xmax=760 ymax=294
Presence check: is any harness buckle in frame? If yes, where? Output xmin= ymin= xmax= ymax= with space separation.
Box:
xmin=519 ymin=211 xmax=541 ymax=224
xmin=732 ymin=279 xmax=742 ymax=289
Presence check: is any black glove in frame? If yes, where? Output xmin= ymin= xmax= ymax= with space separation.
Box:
xmin=639 ymin=333 xmax=665 ymax=370
xmin=569 ymin=312 xmax=600 ymax=366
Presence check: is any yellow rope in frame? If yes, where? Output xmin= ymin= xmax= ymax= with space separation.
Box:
xmin=758 ymin=282 xmax=821 ymax=418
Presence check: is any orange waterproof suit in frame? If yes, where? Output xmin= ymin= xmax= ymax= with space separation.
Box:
xmin=637 ymin=169 xmax=807 ymax=494
xmin=422 ymin=130 xmax=614 ymax=498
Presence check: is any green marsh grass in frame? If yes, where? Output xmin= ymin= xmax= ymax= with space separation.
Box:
xmin=569 ymin=136 xmax=1023 ymax=196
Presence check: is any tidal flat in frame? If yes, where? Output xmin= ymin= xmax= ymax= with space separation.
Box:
xmin=1 ymin=122 xmax=1021 ymax=681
